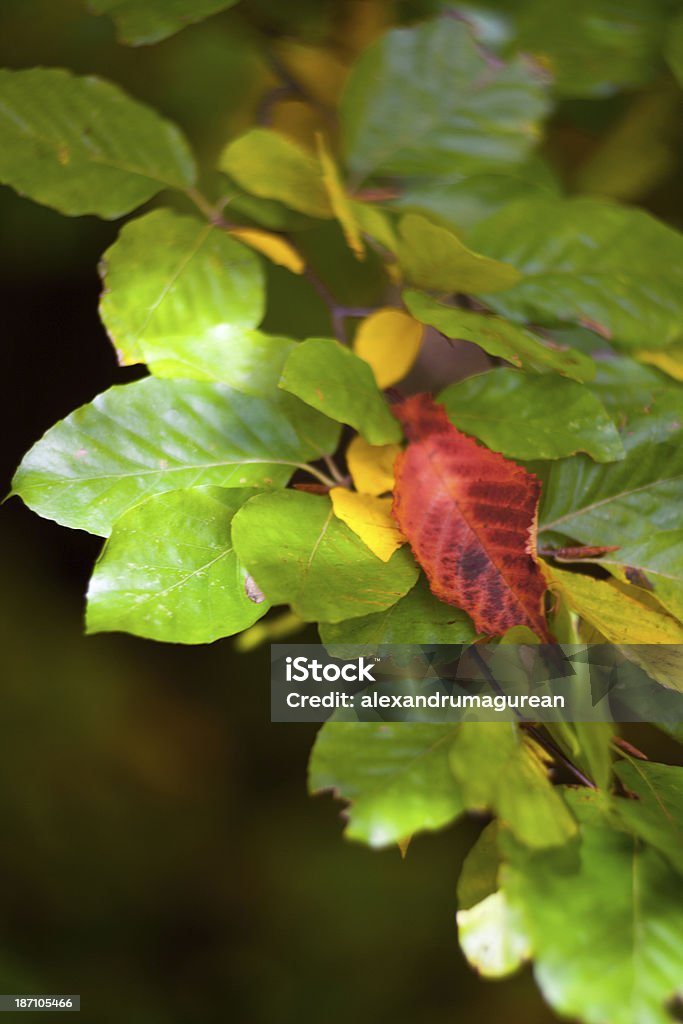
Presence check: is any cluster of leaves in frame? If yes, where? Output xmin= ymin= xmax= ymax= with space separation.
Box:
xmin=3 ymin=2 xmax=683 ymax=1021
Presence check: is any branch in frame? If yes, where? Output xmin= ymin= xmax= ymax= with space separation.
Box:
xmin=468 ymin=646 xmax=597 ymax=789
xmin=303 ymin=268 xmax=376 ymax=343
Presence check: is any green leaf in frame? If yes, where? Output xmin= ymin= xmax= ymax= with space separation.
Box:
xmin=308 ymin=722 xmax=463 ymax=847
xmin=572 ymin=723 xmax=615 ymax=792
xmin=396 ymin=214 xmax=521 ymax=294
xmin=86 ymin=487 xmax=266 ymax=643
xmin=457 ymin=821 xmax=501 ymax=910
xmin=279 ymin=338 xmax=402 ymax=444
xmin=439 ymin=368 xmax=624 ymax=462
xmin=231 ymin=491 xmax=418 ymax=622
xmin=319 ymin=575 xmax=477 ymax=647
xmin=341 ymin=18 xmax=550 ymax=183
xmin=596 ymin=533 xmax=683 ymax=624
xmin=218 ymin=128 xmax=332 ymax=219
xmin=613 ymin=761 xmax=683 ymax=875
xmin=500 ymin=789 xmax=683 ymax=1024
xmin=88 ymin=0 xmax=241 ymax=45
xmin=508 ymin=0 xmax=666 ymax=98
xmin=456 ymin=820 xmax=532 ymax=977
xmin=0 ymin=68 xmax=195 ymax=218
xmin=540 ymin=386 xmax=683 ymax=548
xmin=449 ymin=724 xmax=577 ymax=849
xmin=404 ymin=290 xmax=595 ymax=383
xmin=457 ymin=890 xmax=532 ymax=979
xmin=391 ymin=159 xmax=561 ymax=235
xmin=99 ymin=209 xmax=265 ymax=368
xmin=11 ymin=377 xmax=340 ymax=536
xmin=469 ymin=197 xmax=683 ymax=349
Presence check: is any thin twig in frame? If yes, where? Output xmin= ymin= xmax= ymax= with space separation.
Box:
xmin=524 ymin=723 xmax=598 ymax=790
xmin=296 ymin=462 xmax=337 ymax=488
xmin=323 ymin=455 xmax=348 ymax=486
xmin=303 ymin=268 xmax=377 ymax=343
xmin=469 ymin=647 xmax=597 ymax=789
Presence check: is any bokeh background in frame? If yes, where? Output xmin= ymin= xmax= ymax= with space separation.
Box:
xmin=2 ymin=2 xmax=682 ymax=1021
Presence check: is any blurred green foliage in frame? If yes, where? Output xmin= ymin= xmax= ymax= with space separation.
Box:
xmin=1 ymin=2 xmax=682 ymax=1021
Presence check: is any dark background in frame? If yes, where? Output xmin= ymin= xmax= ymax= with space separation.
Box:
xmin=1 ymin=2 xmax=681 ymax=1021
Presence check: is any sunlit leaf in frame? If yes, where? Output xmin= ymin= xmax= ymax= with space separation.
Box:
xmin=279 ymin=338 xmax=402 ymax=444
xmin=0 ymin=68 xmax=195 ymax=218
xmin=11 ymin=378 xmax=340 ymax=536
xmin=219 ymin=128 xmax=332 ymax=218
xmin=544 ymin=565 xmax=683 ymax=646
xmin=231 ymin=491 xmax=418 ymax=622
xmin=457 ymin=891 xmax=532 ymax=978
xmin=308 ymin=722 xmax=464 ymax=847
xmin=449 ymin=724 xmax=577 ymax=848
xmin=86 ymin=487 xmax=266 ymax=643
xmin=329 ymin=488 xmax=405 ymax=562
xmin=99 ymin=209 xmax=265 ymax=368
xmin=499 ymin=789 xmax=683 ymax=1024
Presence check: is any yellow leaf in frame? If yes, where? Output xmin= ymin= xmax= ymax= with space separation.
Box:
xmin=330 ymin=488 xmax=405 ymax=562
xmin=346 ymin=435 xmax=400 ymax=496
xmin=545 ymin=565 xmax=683 ymax=644
xmin=230 ymin=227 xmax=305 ymax=274
xmin=635 ymin=346 xmax=683 ymax=382
xmin=316 ymin=134 xmax=365 ymax=260
xmin=544 ymin=565 xmax=683 ymax=691
xmin=353 ymin=309 xmax=423 ymax=388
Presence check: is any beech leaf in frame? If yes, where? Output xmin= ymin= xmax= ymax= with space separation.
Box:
xmin=397 ymin=214 xmax=522 ymax=295
xmin=218 ymin=128 xmax=332 ymax=219
xmin=229 ymin=228 xmax=305 ymax=275
xmin=392 ymin=394 xmax=550 ymax=640
xmin=346 ymin=436 xmax=400 ymax=497
xmin=320 ymin=575 xmax=477 ymax=648
xmin=329 ymin=488 xmax=405 ymax=563
xmin=279 ymin=338 xmax=402 ymax=445
xmin=353 ymin=309 xmax=423 ymax=390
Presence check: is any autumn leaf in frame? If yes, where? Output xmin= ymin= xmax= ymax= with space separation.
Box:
xmin=544 ymin=564 xmax=683 ymax=644
xmin=353 ymin=309 xmax=423 ymax=389
xmin=346 ymin=436 xmax=400 ymax=496
xmin=229 ymin=227 xmax=305 ymax=274
xmin=316 ymin=134 xmax=365 ymax=260
xmin=330 ymin=487 xmax=406 ymax=562
xmin=391 ymin=394 xmax=550 ymax=640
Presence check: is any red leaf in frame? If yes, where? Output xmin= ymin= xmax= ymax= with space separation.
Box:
xmin=391 ymin=394 xmax=551 ymax=640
